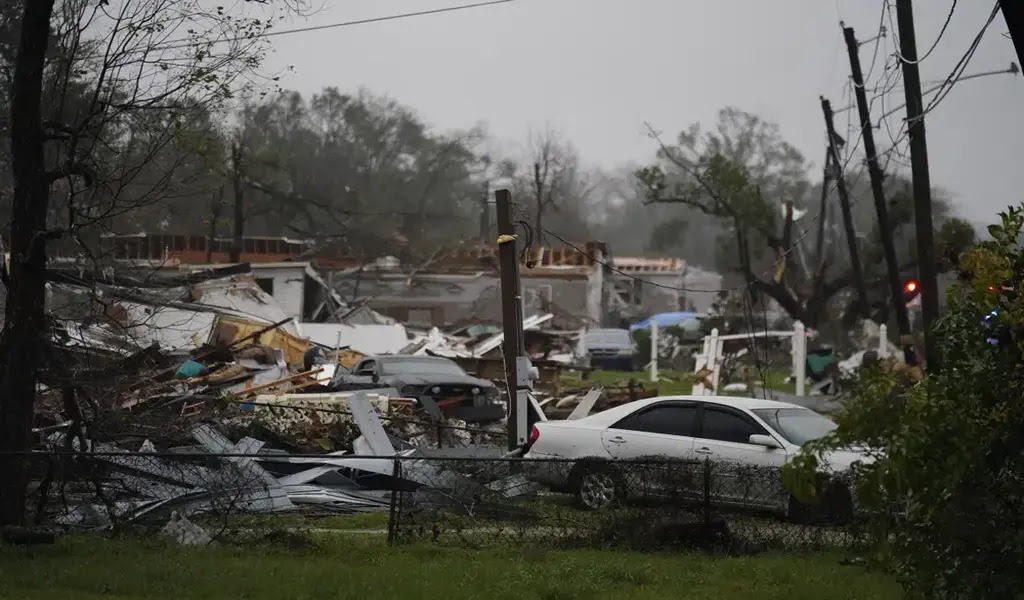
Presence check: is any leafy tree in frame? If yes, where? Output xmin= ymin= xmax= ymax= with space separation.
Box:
xmin=232 ymin=88 xmax=487 ymax=258
xmin=784 ymin=205 xmax=1024 ymax=599
xmin=635 ymin=108 xmax=846 ymax=328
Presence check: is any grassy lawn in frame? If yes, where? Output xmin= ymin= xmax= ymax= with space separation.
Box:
xmin=0 ymin=535 xmax=900 ymax=600
xmin=207 ymin=511 xmax=390 ymax=532
xmin=562 ymin=369 xmax=696 ymax=396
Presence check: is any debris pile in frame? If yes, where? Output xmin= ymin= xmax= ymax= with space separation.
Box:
xmin=41 ymin=393 xmax=531 ymax=532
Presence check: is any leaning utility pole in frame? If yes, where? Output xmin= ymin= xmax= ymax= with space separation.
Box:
xmin=820 ymin=97 xmax=870 ymax=319
xmin=815 ymin=147 xmax=831 ymax=267
xmin=1002 ymin=1 xmax=1024 ymax=68
xmin=496 ymin=190 xmax=528 ymax=451
xmin=844 ymin=25 xmax=916 ymax=365
xmin=895 ymin=0 xmax=940 ymax=369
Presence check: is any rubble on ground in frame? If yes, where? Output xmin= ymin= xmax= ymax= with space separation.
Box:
xmin=28 ymin=261 xmax=596 ymax=536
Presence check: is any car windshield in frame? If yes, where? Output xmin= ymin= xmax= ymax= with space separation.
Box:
xmin=379 ymin=359 xmax=466 ymax=377
xmin=752 ymin=408 xmax=837 ymax=446
xmin=585 ymin=330 xmax=631 ymax=346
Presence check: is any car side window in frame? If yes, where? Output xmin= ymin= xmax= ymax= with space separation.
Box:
xmin=700 ymin=407 xmax=767 ymax=444
xmin=612 ymin=405 xmax=697 ymax=437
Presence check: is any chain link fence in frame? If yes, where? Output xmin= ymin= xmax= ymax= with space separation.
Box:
xmin=389 ymin=456 xmax=865 ymax=553
xmin=5 ymin=437 xmax=865 ymax=554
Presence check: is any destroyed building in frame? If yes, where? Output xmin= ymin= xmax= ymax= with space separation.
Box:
xmin=324 ymin=242 xmax=615 ymax=331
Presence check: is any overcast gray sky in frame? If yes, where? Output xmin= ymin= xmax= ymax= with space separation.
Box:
xmin=263 ymin=0 xmax=1023 ymax=224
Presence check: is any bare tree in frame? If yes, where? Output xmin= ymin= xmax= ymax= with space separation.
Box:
xmin=0 ymin=0 xmax=309 ymax=525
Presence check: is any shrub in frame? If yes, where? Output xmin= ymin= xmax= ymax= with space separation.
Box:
xmin=784 ymin=206 xmax=1024 ymax=599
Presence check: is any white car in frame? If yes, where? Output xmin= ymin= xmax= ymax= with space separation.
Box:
xmin=523 ymin=395 xmax=864 ymax=519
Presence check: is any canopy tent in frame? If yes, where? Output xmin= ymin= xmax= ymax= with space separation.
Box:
xmin=629 ymin=312 xmax=700 ymax=332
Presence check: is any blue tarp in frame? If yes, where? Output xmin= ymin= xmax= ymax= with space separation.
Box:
xmin=630 ymin=312 xmax=700 ymax=331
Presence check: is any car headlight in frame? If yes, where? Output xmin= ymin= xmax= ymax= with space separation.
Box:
xmin=618 ymin=348 xmax=633 ymax=355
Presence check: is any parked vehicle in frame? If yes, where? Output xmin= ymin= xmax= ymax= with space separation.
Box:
xmin=328 ymin=355 xmax=503 ymax=422
xmin=582 ymin=328 xmax=637 ymax=371
xmin=523 ymin=395 xmax=863 ymax=520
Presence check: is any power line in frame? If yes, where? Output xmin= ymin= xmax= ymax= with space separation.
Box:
xmin=903 ymin=0 xmax=957 ymax=64
xmin=914 ymin=2 xmax=1003 ymax=123
xmin=86 ymin=0 xmax=518 ymax=57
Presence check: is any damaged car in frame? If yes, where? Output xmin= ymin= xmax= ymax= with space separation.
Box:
xmin=328 ymin=355 xmax=503 ymax=423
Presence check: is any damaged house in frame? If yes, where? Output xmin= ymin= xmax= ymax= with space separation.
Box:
xmin=326 ymin=242 xmax=615 ymax=330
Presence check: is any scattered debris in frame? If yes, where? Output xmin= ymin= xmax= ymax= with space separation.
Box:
xmin=159 ymin=512 xmax=213 ymax=546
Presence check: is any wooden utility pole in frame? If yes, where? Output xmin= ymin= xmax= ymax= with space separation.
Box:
xmin=815 ymin=147 xmax=831 ymax=267
xmin=1002 ymin=1 xmax=1024 ymax=68
xmin=895 ymin=0 xmax=940 ymax=368
xmin=820 ymin=97 xmax=870 ymax=319
xmin=496 ymin=189 xmax=526 ymax=451
xmin=844 ymin=26 xmax=916 ymax=365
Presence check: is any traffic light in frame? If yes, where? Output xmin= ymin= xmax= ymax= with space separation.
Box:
xmin=903 ymin=280 xmax=920 ymax=303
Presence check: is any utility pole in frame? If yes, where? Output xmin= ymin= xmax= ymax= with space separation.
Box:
xmin=820 ymin=97 xmax=870 ymax=319
xmin=479 ymin=181 xmax=490 ymax=242
xmin=1002 ymin=1 xmax=1024 ymax=68
xmin=844 ymin=26 xmax=916 ymax=365
xmin=815 ymin=147 xmax=831 ymax=267
xmin=895 ymin=0 xmax=940 ymax=369
xmin=496 ymin=190 xmax=528 ymax=451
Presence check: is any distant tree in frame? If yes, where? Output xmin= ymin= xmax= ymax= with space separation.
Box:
xmin=233 ymin=88 xmax=487 ymax=257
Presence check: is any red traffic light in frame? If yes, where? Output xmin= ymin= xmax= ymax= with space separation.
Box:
xmin=904 ymin=281 xmax=918 ymax=294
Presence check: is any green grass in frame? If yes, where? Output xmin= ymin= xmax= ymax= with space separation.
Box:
xmin=562 ymin=369 xmax=798 ymax=398
xmin=208 ymin=511 xmax=391 ymax=532
xmin=562 ymin=369 xmax=696 ymax=396
xmin=0 ymin=535 xmax=900 ymax=600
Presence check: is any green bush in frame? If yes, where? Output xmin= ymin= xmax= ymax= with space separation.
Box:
xmin=784 ymin=206 xmax=1024 ymax=599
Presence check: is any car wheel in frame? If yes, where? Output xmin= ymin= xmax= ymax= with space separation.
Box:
xmin=576 ymin=467 xmax=619 ymax=510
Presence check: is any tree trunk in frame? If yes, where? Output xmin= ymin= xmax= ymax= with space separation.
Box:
xmin=534 ymin=162 xmax=543 ymax=238
xmin=0 ymin=0 xmax=56 ymax=526
xmin=229 ymin=143 xmax=243 ymax=263
xmin=207 ymin=185 xmax=223 ymax=263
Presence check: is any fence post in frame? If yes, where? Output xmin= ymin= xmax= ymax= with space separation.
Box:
xmin=709 ymin=328 xmax=722 ymax=394
xmin=792 ymin=321 xmax=806 ymax=396
xmin=649 ymin=319 xmax=659 ymax=383
xmin=878 ymin=324 xmax=889 ymax=359
xmin=387 ymin=458 xmax=402 ymax=545
xmin=691 ymin=331 xmax=712 ymax=395
xmin=702 ymin=458 xmax=712 ymax=528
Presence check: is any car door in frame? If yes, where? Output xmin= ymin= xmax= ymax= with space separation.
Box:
xmin=600 ymin=403 xmax=699 ymax=499
xmin=694 ymin=404 xmax=789 ymax=511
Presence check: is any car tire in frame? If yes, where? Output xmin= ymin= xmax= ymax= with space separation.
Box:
xmin=574 ymin=464 xmax=620 ymax=510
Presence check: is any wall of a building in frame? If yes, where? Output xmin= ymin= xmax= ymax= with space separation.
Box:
xmin=249 ymin=266 xmax=307 ymax=321
xmin=331 ymin=270 xmax=601 ymax=329
xmin=611 ymin=272 xmax=683 ymax=316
